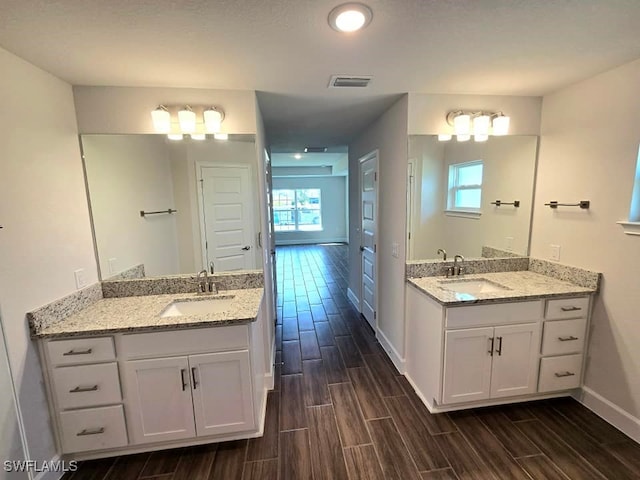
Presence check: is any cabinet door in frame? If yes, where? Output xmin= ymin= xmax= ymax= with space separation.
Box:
xmin=123 ymin=356 xmax=196 ymax=444
xmin=189 ymin=350 xmax=255 ymax=437
xmin=443 ymin=327 xmax=494 ymax=404
xmin=491 ymin=323 xmax=540 ymax=398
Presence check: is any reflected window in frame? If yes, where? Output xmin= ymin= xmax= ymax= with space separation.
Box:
xmin=447 ymin=160 xmax=483 ymax=212
xmin=273 ymin=188 xmax=322 ymax=232
xmin=628 ymin=146 xmax=640 ymax=222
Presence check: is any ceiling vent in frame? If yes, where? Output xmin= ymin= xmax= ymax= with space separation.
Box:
xmin=304 ymin=147 xmax=328 ymax=153
xmin=328 ymin=74 xmax=372 ymax=88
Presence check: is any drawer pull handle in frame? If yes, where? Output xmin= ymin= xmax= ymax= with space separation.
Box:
xmin=558 ymin=335 xmax=579 ymax=342
xmin=488 ymin=337 xmax=495 ymax=356
xmin=560 ymin=306 xmax=582 ymax=312
xmin=69 ymin=385 xmax=98 ymax=393
xmin=495 ymin=336 xmax=503 ymax=356
xmin=63 ymin=348 xmax=93 ymax=356
xmin=191 ymin=367 xmax=199 ymax=389
xmin=180 ymin=369 xmax=188 ymax=391
xmin=554 ymin=371 xmax=576 ymax=378
xmin=76 ymin=427 xmax=105 ymax=436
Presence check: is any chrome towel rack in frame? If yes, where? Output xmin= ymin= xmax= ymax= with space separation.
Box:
xmin=544 ymin=201 xmax=590 ymax=209
xmin=491 ymin=200 xmax=520 ymax=207
xmin=140 ymin=208 xmax=177 ymax=217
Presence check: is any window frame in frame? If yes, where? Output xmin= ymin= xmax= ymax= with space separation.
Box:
xmin=273 ymin=188 xmax=323 ymax=232
xmin=445 ymin=160 xmax=484 ymax=219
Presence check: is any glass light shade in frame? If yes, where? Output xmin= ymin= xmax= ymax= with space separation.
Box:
xmin=492 ymin=115 xmax=510 ymax=135
xmin=453 ymin=114 xmax=471 ymax=135
xmin=473 ymin=115 xmax=491 ymax=136
xmin=474 ymin=134 xmax=489 ymax=142
xmin=151 ymin=106 xmax=171 ymax=133
xmin=336 ymin=10 xmax=365 ymax=31
xmin=178 ymin=107 xmax=196 ymax=134
xmin=437 ymin=134 xmax=452 ymax=141
xmin=191 ymin=133 xmax=206 ymax=140
xmin=167 ymin=134 xmax=183 ymax=141
xmin=214 ymin=133 xmax=228 ymax=141
xmin=457 ymin=134 xmax=471 ymax=142
xmin=204 ymin=108 xmax=224 ymax=133
xmin=328 ymin=3 xmax=372 ymax=32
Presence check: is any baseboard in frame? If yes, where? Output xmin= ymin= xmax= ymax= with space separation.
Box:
xmin=274 ymin=238 xmax=348 ymax=246
xmin=346 ymin=288 xmax=360 ymax=311
xmin=404 ymin=373 xmax=436 ymax=412
xmin=576 ymin=387 xmax=640 ymax=443
xmin=376 ymin=328 xmax=406 ymax=374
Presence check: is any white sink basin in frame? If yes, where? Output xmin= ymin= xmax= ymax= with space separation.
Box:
xmin=439 ymin=278 xmax=509 ymax=295
xmin=160 ymin=297 xmax=235 ymax=317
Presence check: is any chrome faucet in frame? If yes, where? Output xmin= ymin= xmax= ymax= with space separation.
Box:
xmin=196 ymin=269 xmax=208 ymax=293
xmin=437 ymin=248 xmax=447 ymax=260
xmin=453 ymin=254 xmax=465 ymax=276
xmin=209 ymin=261 xmax=215 ymax=274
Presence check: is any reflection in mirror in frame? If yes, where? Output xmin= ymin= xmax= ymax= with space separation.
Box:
xmin=81 ymin=134 xmax=261 ymax=280
xmin=407 ymin=135 xmax=538 ymax=260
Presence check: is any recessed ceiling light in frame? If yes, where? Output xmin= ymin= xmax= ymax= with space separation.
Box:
xmin=328 ymin=3 xmax=372 ymax=33
xmin=294 ymin=153 xmax=302 ymax=160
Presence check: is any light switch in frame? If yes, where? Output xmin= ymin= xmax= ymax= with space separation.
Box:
xmin=74 ymin=269 xmax=87 ymax=289
xmin=549 ymin=244 xmax=561 ymax=261
xmin=391 ymin=242 xmax=399 ymax=258
xmin=108 ymin=257 xmax=118 ymax=274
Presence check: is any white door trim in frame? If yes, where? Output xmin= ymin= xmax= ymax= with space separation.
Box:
xmin=358 ymin=149 xmax=379 ymax=330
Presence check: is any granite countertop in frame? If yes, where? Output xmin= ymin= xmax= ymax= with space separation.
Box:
xmin=34 ymin=288 xmax=263 ymax=339
xmin=407 ymin=271 xmax=595 ymax=306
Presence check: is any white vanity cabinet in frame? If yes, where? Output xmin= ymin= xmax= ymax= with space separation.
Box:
xmin=405 ymin=283 xmax=591 ymax=412
xmin=120 ymin=326 xmax=255 ymax=445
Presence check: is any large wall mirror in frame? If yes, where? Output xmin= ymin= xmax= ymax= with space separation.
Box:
xmin=81 ymin=134 xmax=262 ymax=280
xmin=407 ymin=135 xmax=538 ymax=260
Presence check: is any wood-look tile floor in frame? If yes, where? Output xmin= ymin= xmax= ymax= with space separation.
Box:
xmin=65 ymin=244 xmax=640 ymax=480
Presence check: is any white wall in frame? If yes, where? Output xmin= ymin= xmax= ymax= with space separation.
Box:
xmin=349 ymin=96 xmax=409 ymax=361
xmin=272 ymin=176 xmax=347 ymax=245
xmin=73 ymin=86 xmax=257 ymax=135
xmin=83 ymin=135 xmax=180 ymax=277
xmin=533 ymin=58 xmax=640 ymax=425
xmin=0 ymin=47 xmax=98 ymax=469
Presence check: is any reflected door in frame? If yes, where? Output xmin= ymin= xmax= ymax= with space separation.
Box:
xmin=359 ymin=151 xmax=378 ymax=329
xmin=200 ymin=166 xmax=255 ymax=271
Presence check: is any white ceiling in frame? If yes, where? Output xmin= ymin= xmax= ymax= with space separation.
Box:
xmin=2 ymin=0 xmax=640 ymax=147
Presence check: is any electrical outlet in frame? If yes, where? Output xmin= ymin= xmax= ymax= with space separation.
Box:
xmin=108 ymin=257 xmax=118 ymax=274
xmin=391 ymin=242 xmax=399 ymax=258
xmin=505 ymin=237 xmax=514 ymax=251
xmin=549 ymin=244 xmax=561 ymax=261
xmin=74 ymin=269 xmax=87 ymax=289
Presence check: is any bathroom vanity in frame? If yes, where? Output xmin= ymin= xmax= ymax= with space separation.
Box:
xmin=405 ymin=270 xmax=596 ymax=413
xmin=30 ymin=287 xmax=271 ymax=460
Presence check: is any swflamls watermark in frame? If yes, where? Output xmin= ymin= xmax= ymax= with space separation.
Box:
xmin=3 ymin=460 xmax=79 ymax=473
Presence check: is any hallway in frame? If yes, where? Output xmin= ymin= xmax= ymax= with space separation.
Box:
xmin=64 ymin=244 xmax=639 ymax=480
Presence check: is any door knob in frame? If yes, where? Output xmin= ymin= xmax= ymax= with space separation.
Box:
xmin=359 ymin=246 xmax=365 ymax=252
xmin=242 ymin=245 xmax=251 ymax=251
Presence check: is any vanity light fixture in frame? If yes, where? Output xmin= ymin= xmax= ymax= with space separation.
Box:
xmin=178 ymin=106 xmax=196 ymax=134
xmin=328 ymin=3 xmax=373 ymax=33
xmin=442 ymin=110 xmax=511 ymax=142
xmin=151 ymin=105 xmax=171 ymax=133
xmin=191 ymin=133 xmax=206 ymax=140
xmin=204 ymin=107 xmax=225 ymax=133
xmin=437 ymin=134 xmax=452 ymax=141
xmin=214 ymin=133 xmax=228 ymax=141
xmin=167 ymin=134 xmax=183 ymax=141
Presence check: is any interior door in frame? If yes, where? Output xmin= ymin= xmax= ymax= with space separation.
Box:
xmin=359 ymin=151 xmax=378 ymax=329
xmin=123 ymin=356 xmax=195 ymax=444
xmin=200 ymin=165 xmax=255 ymax=271
xmin=491 ymin=323 xmax=540 ymax=398
xmin=189 ymin=351 xmax=255 ymax=437
xmin=264 ymin=150 xmax=277 ymax=320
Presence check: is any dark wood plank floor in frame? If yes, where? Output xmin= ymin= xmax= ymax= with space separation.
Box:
xmin=65 ymin=244 xmax=639 ymax=480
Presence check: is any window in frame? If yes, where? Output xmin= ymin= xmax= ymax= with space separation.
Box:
xmin=273 ymin=188 xmax=322 ymax=232
xmin=446 ymin=160 xmax=483 ymax=216
xmin=618 ymin=146 xmax=640 ymax=235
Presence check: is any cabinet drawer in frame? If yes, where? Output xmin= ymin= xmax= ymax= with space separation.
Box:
xmin=52 ymin=363 xmax=122 ymax=410
xmin=47 ymin=337 xmax=115 ymax=366
xmin=545 ymin=297 xmax=589 ymax=320
xmin=446 ymin=301 xmax=541 ymax=329
xmin=119 ymin=326 xmax=249 ymax=359
xmin=541 ymin=318 xmax=587 ymax=356
xmin=538 ymin=354 xmax=583 ymax=392
xmin=59 ymin=405 xmax=127 ymax=453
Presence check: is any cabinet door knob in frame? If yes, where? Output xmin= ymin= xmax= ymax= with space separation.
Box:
xmin=488 ymin=337 xmax=495 ymax=356
xmin=180 ymin=369 xmax=188 ymax=391
xmin=495 ymin=336 xmax=503 ymax=356
xmin=76 ymin=427 xmax=105 ymax=436
xmin=554 ymin=371 xmax=576 ymax=378
xmin=560 ymin=306 xmax=582 ymax=312
xmin=191 ymin=367 xmax=199 ymax=389
xmin=69 ymin=385 xmax=98 ymax=393
xmin=63 ymin=348 xmax=93 ymax=356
